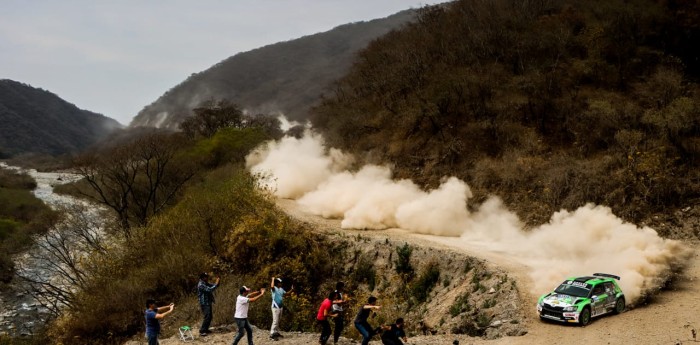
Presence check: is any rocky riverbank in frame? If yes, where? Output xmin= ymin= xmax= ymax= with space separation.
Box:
xmin=0 ymin=163 xmax=86 ymax=337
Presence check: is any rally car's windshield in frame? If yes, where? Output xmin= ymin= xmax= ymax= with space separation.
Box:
xmin=554 ymin=281 xmax=592 ymax=297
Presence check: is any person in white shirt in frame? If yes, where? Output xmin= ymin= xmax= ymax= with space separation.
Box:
xmin=233 ymin=285 xmax=266 ymax=345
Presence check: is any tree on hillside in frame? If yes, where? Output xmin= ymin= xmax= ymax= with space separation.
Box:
xmin=180 ymin=100 xmax=244 ymax=139
xmin=73 ymin=131 xmax=195 ymax=238
xmin=16 ymin=204 xmax=108 ymax=316
xmin=180 ymin=99 xmax=283 ymax=140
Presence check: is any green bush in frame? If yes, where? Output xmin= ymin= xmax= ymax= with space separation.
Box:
xmin=482 ymin=299 xmax=496 ymax=309
xmin=410 ymin=261 xmax=440 ymax=303
xmin=449 ymin=293 xmax=470 ymax=317
xmin=394 ymin=243 xmax=414 ymax=280
xmin=350 ymin=253 xmax=377 ymax=291
xmin=476 ymin=312 xmax=492 ymax=328
xmin=187 ymin=127 xmax=271 ymax=168
xmin=0 ymin=169 xmax=36 ymax=189
xmin=0 ymin=218 xmax=20 ymax=241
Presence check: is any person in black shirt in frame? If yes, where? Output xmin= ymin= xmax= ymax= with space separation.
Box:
xmin=380 ymin=318 xmax=408 ymax=345
xmin=354 ymin=296 xmax=381 ymax=345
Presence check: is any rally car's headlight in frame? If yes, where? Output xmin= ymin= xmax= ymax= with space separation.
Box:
xmin=563 ymin=306 xmax=576 ymax=312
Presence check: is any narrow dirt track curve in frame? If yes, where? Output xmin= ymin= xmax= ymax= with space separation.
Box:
xmin=277 ymin=199 xmax=700 ymax=345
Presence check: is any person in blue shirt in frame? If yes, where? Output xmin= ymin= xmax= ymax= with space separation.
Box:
xmin=197 ymin=272 xmax=220 ymax=336
xmin=145 ymin=299 xmax=174 ymax=345
xmin=269 ymin=276 xmax=293 ymax=340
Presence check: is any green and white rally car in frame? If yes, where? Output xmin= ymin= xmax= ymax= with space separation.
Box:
xmin=537 ymin=273 xmax=625 ymax=326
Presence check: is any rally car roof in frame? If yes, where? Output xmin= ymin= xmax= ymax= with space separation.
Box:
xmin=573 ymin=276 xmax=597 ymax=283
xmin=565 ymin=275 xmax=617 ymax=285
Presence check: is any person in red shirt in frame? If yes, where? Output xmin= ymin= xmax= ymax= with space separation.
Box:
xmin=317 ymin=291 xmax=339 ymax=345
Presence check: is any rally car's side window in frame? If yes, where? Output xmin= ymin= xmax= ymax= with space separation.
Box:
xmin=592 ymin=284 xmax=604 ymax=296
xmin=604 ymin=282 xmax=615 ymax=294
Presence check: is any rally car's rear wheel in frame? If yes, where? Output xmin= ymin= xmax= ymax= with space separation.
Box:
xmin=578 ymin=307 xmax=591 ymax=326
xmin=613 ymin=297 xmax=625 ymax=314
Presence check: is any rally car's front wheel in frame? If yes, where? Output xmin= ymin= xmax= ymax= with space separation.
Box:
xmin=578 ymin=307 xmax=591 ymax=326
xmin=613 ymin=297 xmax=625 ymax=314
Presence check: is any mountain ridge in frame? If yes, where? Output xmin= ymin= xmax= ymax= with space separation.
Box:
xmin=0 ymin=79 xmax=121 ymax=157
xmin=129 ymin=9 xmax=417 ymax=129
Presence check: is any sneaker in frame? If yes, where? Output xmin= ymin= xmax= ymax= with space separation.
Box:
xmin=274 ymin=332 xmax=284 ymax=338
xmin=199 ymin=332 xmax=208 ymax=337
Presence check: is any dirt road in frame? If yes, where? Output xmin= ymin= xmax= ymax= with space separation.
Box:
xmin=276 ymin=199 xmax=700 ymax=345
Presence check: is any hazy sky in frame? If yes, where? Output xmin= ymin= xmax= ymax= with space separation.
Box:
xmin=0 ymin=1 xmax=443 ymax=125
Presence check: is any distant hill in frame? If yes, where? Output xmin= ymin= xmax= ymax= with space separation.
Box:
xmin=129 ymin=9 xmax=417 ymax=130
xmin=0 ymin=79 xmax=121 ymax=157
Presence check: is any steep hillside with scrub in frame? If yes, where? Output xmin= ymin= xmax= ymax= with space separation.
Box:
xmin=311 ymin=0 xmax=700 ymax=229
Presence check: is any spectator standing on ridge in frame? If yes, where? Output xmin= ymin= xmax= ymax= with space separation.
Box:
xmin=270 ymin=276 xmax=292 ymax=340
xmin=233 ymin=285 xmax=266 ymax=345
xmin=380 ymin=318 xmax=408 ymax=345
xmin=331 ymin=281 xmax=349 ymax=344
xmin=317 ymin=291 xmax=339 ymax=345
xmin=197 ymin=272 xmax=220 ymax=337
xmin=354 ymin=296 xmax=381 ymax=345
xmin=145 ymin=299 xmax=174 ymax=345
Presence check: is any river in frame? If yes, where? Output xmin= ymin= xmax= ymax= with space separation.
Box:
xmin=0 ymin=162 xmax=96 ymax=337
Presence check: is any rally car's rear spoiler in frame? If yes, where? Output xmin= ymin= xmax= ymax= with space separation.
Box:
xmin=593 ymin=273 xmax=620 ymax=280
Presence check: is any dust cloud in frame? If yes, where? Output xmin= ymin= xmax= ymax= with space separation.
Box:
xmin=246 ymin=132 xmax=691 ymax=303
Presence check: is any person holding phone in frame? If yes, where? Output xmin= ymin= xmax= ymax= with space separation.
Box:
xmin=145 ymin=299 xmax=174 ymax=345
xmin=232 ymin=285 xmax=266 ymax=345
xmin=197 ymin=272 xmax=220 ymax=336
